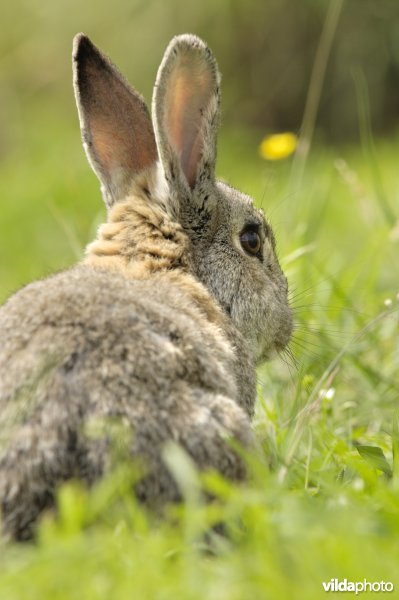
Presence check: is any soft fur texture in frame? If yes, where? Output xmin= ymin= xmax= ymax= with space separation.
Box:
xmin=0 ymin=34 xmax=292 ymax=541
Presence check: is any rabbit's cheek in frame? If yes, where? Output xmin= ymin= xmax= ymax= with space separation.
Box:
xmin=264 ymin=301 xmax=293 ymax=359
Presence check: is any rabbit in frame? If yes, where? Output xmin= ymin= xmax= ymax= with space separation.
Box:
xmin=0 ymin=33 xmax=293 ymax=541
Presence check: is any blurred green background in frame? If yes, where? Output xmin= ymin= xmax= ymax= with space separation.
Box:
xmin=2 ymin=0 xmax=399 ymax=140
xmin=1 ymin=0 xmax=399 ymax=300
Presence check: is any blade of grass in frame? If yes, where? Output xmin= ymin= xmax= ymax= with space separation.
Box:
xmin=353 ymin=68 xmax=397 ymax=227
xmin=289 ymin=0 xmax=344 ymax=198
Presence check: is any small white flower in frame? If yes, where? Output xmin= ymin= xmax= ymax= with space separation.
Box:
xmin=352 ymin=478 xmax=364 ymax=491
xmin=320 ymin=387 xmax=335 ymax=401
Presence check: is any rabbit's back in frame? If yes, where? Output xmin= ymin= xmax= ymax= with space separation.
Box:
xmin=0 ymin=265 xmax=253 ymax=539
xmin=0 ymin=264 xmax=240 ymax=414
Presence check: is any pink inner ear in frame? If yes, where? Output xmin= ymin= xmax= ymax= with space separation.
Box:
xmin=91 ymin=115 xmax=156 ymax=176
xmin=81 ymin=57 xmax=158 ymax=191
xmin=92 ymin=119 xmax=126 ymax=171
xmin=165 ymin=56 xmax=214 ymax=188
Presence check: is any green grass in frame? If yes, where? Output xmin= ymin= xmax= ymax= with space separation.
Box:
xmin=1 ymin=114 xmax=399 ymax=598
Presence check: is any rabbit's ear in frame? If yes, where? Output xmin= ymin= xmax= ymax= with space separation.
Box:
xmin=73 ymin=34 xmax=158 ymax=207
xmin=152 ymin=35 xmax=220 ymax=195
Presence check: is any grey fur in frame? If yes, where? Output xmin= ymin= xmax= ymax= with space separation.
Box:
xmin=0 ymin=34 xmax=293 ymax=541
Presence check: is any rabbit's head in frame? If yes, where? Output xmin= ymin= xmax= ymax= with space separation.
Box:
xmin=73 ymin=33 xmax=292 ymax=364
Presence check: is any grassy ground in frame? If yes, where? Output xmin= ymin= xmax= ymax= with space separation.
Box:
xmin=0 ymin=114 xmax=399 ymax=598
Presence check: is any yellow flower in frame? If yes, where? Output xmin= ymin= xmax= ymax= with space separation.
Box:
xmin=259 ymin=132 xmax=297 ymax=161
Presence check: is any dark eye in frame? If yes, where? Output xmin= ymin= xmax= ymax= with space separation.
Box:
xmin=240 ymin=228 xmax=261 ymax=256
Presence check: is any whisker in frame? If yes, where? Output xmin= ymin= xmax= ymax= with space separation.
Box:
xmin=288 ymin=288 xmax=318 ymax=303
xmin=278 ymin=350 xmax=299 ymax=383
xmin=291 ymin=305 xmax=370 ymax=317
xmin=284 ymin=346 xmax=300 ymax=371
xmin=293 ymin=323 xmax=350 ymax=336
xmin=287 ymin=276 xmax=344 ymax=301
xmin=290 ymin=334 xmax=331 ymax=352
xmin=289 ymin=346 xmax=322 ymax=363
xmin=290 ymin=337 xmax=328 ymax=354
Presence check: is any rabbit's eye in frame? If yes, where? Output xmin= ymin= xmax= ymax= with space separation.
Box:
xmin=240 ymin=228 xmax=262 ymax=256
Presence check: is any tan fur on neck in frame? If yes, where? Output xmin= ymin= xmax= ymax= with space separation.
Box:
xmin=84 ymin=192 xmax=224 ymax=326
xmin=85 ymin=194 xmax=189 ymax=274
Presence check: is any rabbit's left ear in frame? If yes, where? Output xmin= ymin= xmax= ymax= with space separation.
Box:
xmin=152 ymin=35 xmax=220 ymax=196
xmin=73 ymin=34 xmax=158 ymax=207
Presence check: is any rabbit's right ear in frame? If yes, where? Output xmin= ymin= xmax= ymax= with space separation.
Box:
xmin=73 ymin=34 xmax=158 ymax=207
xmin=152 ymin=35 xmax=220 ymax=200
